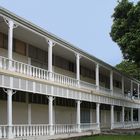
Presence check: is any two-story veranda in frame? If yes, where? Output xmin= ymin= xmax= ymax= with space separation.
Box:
xmin=0 ymin=7 xmax=140 ymax=139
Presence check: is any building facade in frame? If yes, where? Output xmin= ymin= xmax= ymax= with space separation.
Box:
xmin=0 ymin=7 xmax=140 ymax=139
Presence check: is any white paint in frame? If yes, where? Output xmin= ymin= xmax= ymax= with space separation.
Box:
xmin=76 ymin=100 xmax=81 ymax=132
xmin=48 ymin=96 xmax=53 ymax=135
xmin=7 ymin=89 xmax=13 ymax=139
xmin=122 ymin=77 xmax=124 ymax=94
xmin=76 ymin=53 xmax=80 ymax=86
xmin=111 ymin=105 xmax=114 ymax=129
xmin=138 ymin=109 xmax=140 ymax=123
xmin=8 ymin=20 xmax=14 ymax=61
xmin=96 ymin=64 xmax=99 ymax=90
xmin=122 ymin=106 xmax=125 ymax=123
xmin=110 ymin=71 xmax=113 ymax=92
xmin=48 ymin=40 xmax=53 ymax=73
xmin=131 ymin=108 xmax=133 ymax=123
xmin=96 ymin=103 xmax=100 ymax=128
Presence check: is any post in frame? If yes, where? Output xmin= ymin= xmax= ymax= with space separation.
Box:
xmin=96 ymin=63 xmax=99 ymax=90
xmin=131 ymin=80 xmax=133 ymax=97
xmin=138 ymin=84 xmax=139 ymax=99
xmin=122 ymin=106 xmax=125 ymax=128
xmin=122 ymin=77 xmax=124 ymax=95
xmin=76 ymin=53 xmax=81 ymax=86
xmin=111 ymin=105 xmax=114 ymax=129
xmin=110 ymin=71 xmax=113 ymax=93
xmin=131 ymin=108 xmax=133 ymax=123
xmin=7 ymin=89 xmax=13 ymax=139
xmin=48 ymin=96 xmax=54 ymax=135
xmin=96 ymin=103 xmax=100 ymax=129
xmin=76 ymin=100 xmax=81 ymax=132
xmin=138 ymin=109 xmax=140 ymax=124
xmin=48 ymin=40 xmax=55 ymax=79
xmin=8 ymin=20 xmax=14 ymax=70
xmin=26 ymin=94 xmax=31 ymax=125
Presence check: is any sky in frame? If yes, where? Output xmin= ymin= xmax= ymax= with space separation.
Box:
xmin=0 ymin=0 xmax=139 ymax=66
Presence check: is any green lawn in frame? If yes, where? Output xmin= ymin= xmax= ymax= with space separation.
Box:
xmin=80 ymin=135 xmax=140 ymax=140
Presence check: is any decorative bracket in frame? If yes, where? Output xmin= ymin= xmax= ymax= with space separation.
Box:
xmin=45 ymin=38 xmax=56 ymax=47
xmin=4 ymin=18 xmax=18 ymax=29
xmin=75 ymin=53 xmax=82 ymax=60
xmin=3 ymin=88 xmax=17 ymax=95
xmin=47 ymin=96 xmax=55 ymax=101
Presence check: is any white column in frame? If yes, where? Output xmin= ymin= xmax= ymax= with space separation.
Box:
xmin=48 ymin=96 xmax=53 ymax=135
xmin=26 ymin=94 xmax=31 ymax=124
xmin=7 ymin=89 xmax=13 ymax=139
xmin=76 ymin=100 xmax=81 ymax=132
xmin=111 ymin=105 xmax=114 ymax=129
xmin=131 ymin=80 xmax=133 ymax=97
xmin=96 ymin=103 xmax=100 ymax=129
xmin=8 ymin=20 xmax=14 ymax=70
xmin=110 ymin=71 xmax=113 ymax=93
xmin=48 ymin=40 xmax=55 ymax=80
xmin=138 ymin=84 xmax=139 ymax=99
xmin=96 ymin=64 xmax=99 ymax=90
xmin=76 ymin=53 xmax=81 ymax=86
xmin=131 ymin=108 xmax=133 ymax=123
xmin=122 ymin=106 xmax=125 ymax=123
xmin=138 ymin=109 xmax=140 ymax=123
xmin=122 ymin=77 xmax=124 ymax=95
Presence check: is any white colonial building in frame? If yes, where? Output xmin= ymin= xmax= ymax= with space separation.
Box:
xmin=0 ymin=7 xmax=140 ymax=139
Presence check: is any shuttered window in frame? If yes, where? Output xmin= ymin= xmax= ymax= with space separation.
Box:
xmin=14 ymin=40 xmax=26 ymax=55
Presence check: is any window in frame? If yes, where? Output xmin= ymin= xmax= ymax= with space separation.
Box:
xmin=14 ymin=40 xmax=26 ymax=55
xmin=29 ymin=45 xmax=37 ymax=59
xmin=69 ymin=61 xmax=75 ymax=72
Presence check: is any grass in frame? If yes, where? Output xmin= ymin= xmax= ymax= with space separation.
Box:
xmin=80 ymin=135 xmax=140 ymax=140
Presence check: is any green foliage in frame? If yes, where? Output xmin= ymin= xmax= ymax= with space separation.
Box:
xmin=116 ymin=60 xmax=140 ymax=80
xmin=110 ymin=0 xmax=140 ymax=66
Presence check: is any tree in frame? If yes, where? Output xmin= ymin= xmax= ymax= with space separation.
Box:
xmin=116 ymin=60 xmax=140 ymax=80
xmin=110 ymin=0 xmax=140 ymax=66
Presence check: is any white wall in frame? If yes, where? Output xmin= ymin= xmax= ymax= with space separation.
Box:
xmin=54 ymin=106 xmax=76 ymax=124
xmin=0 ymin=100 xmax=28 ymax=124
xmin=13 ymin=102 xmax=28 ymax=124
xmin=31 ymin=104 xmax=48 ymax=124
xmin=54 ymin=66 xmax=76 ymax=78
xmin=90 ymin=109 xmax=96 ymax=123
xmin=0 ymin=100 xmax=7 ymax=124
xmin=0 ymin=48 xmax=28 ymax=64
xmin=100 ymin=110 xmax=111 ymax=128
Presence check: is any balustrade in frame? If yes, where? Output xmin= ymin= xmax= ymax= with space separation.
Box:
xmin=0 ymin=56 xmax=135 ymax=100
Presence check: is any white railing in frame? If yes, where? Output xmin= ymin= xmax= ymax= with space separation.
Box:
xmin=0 ymin=124 xmax=76 ymax=138
xmin=81 ymin=123 xmax=99 ymax=131
xmin=13 ymin=124 xmax=49 ymax=137
xmin=80 ymin=81 xmax=97 ymax=90
xmin=53 ymin=124 xmax=77 ymax=134
xmin=99 ymin=86 xmax=112 ymax=94
xmin=0 ymin=56 xmax=137 ymax=101
xmin=0 ymin=56 xmax=77 ymax=87
xmin=51 ymin=72 xmax=77 ymax=87
xmin=113 ymin=121 xmax=140 ymax=129
xmin=0 ymin=125 xmax=7 ymax=138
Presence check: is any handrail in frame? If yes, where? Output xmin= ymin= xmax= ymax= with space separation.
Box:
xmin=0 ymin=56 xmax=136 ymax=100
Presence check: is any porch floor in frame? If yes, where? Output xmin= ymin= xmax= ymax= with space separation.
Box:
xmin=4 ymin=131 xmax=100 ymax=140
